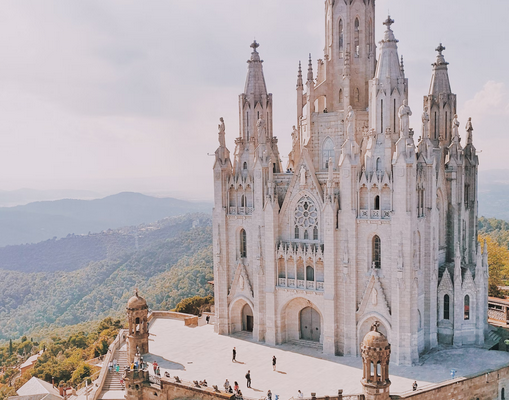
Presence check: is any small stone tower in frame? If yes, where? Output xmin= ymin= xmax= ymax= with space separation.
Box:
xmin=361 ymin=322 xmax=391 ymax=400
xmin=126 ymin=289 xmax=149 ymax=363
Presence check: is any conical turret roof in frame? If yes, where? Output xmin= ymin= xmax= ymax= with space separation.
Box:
xmin=244 ymin=41 xmax=268 ymax=101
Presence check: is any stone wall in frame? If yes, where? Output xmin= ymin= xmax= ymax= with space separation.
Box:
xmin=389 ymin=365 xmax=509 ymax=400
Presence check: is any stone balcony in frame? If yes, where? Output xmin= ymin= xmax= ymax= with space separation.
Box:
xmin=358 ymin=209 xmax=391 ymax=220
xmin=228 ymin=206 xmax=254 ymax=216
xmin=277 ymin=277 xmax=324 ymax=292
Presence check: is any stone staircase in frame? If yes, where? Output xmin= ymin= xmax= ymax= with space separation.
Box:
xmin=100 ymin=344 xmax=128 ymax=396
xmin=484 ymin=326 xmax=503 ymax=350
xmin=288 ymin=339 xmax=323 ymax=351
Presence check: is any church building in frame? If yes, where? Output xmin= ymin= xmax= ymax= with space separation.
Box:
xmin=212 ymin=0 xmax=488 ymax=365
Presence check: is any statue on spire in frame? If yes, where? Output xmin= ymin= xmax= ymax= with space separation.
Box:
xmin=257 ymin=118 xmax=266 ymax=145
xmin=398 ymin=99 xmax=412 ymax=137
xmin=346 ymin=106 xmax=355 ymax=140
xmin=452 ymin=114 xmax=460 ymax=141
xmin=466 ymin=117 xmax=473 ymax=144
xmin=422 ymin=107 xmax=430 ymax=139
xmin=218 ymin=117 xmax=226 ymax=148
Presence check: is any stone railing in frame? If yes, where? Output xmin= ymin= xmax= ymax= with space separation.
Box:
xmin=228 ymin=206 xmax=253 ymax=216
xmin=92 ymin=328 xmax=126 ymax=400
xmin=277 ymin=279 xmax=324 ymax=292
xmin=289 ymin=391 xmax=361 ymax=400
xmin=148 ymin=311 xmax=199 ymax=326
xmin=488 ymin=298 xmax=509 ymax=325
xmin=358 ymin=209 xmax=391 ymax=220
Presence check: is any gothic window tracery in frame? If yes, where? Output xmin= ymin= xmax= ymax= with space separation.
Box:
xmin=464 ymin=295 xmax=470 ymax=320
xmin=294 ymin=197 xmax=319 ymax=241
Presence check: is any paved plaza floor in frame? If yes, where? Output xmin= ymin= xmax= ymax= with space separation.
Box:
xmin=144 ymin=317 xmax=509 ymax=399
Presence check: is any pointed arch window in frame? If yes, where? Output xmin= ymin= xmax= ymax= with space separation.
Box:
xmin=313 ymin=226 xmax=318 ymax=240
xmin=374 ymin=195 xmax=380 ymax=210
xmin=304 ymin=230 xmax=309 ymax=240
xmin=444 ymin=294 xmax=450 ymax=320
xmin=339 ymin=89 xmax=343 ymax=105
xmin=376 ymin=157 xmax=382 ymax=172
xmin=354 ymin=18 xmax=360 ymax=57
xmin=355 ymin=88 xmax=360 ymax=103
xmin=295 ymin=225 xmax=299 ymax=239
xmin=243 ymin=162 xmax=248 ymax=170
xmin=372 ymin=235 xmax=381 ymax=268
xmin=322 ymin=137 xmax=335 ymax=170
xmin=240 ymin=195 xmax=246 ymax=207
xmin=338 ymin=19 xmax=344 ymax=55
xmin=240 ymin=229 xmax=247 ymax=258
xmin=464 ymin=295 xmax=470 ymax=320
xmin=306 ymin=266 xmax=315 ymax=281
xmin=367 ymin=18 xmax=373 ymax=54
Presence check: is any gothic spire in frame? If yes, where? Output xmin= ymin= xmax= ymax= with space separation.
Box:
xmin=374 ymin=16 xmax=403 ymax=81
xmin=244 ymin=40 xmax=268 ymax=101
xmin=307 ymin=54 xmax=314 ymax=83
xmin=429 ymin=43 xmax=452 ymax=96
xmin=297 ymin=61 xmax=303 ymax=88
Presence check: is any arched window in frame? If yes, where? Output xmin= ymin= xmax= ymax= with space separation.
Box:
xmin=241 ymin=195 xmax=246 ymax=207
xmin=354 ymin=18 xmax=360 ymax=56
xmin=338 ymin=19 xmax=344 ymax=54
xmin=367 ymin=18 xmax=373 ymax=53
xmin=355 ymin=88 xmax=360 ymax=103
xmin=304 ymin=230 xmax=309 ymax=240
xmin=313 ymin=226 xmax=318 ymax=241
xmin=444 ymin=294 xmax=450 ymax=320
xmin=306 ymin=266 xmax=315 ymax=281
xmin=376 ymin=158 xmax=382 ymax=172
xmin=339 ymin=89 xmax=343 ymax=105
xmin=372 ymin=235 xmax=381 ymax=268
xmin=243 ymin=162 xmax=247 ymax=170
xmin=464 ymin=295 xmax=470 ymax=320
xmin=380 ymin=99 xmax=384 ymax=133
xmin=240 ymin=229 xmax=247 ymax=258
xmin=322 ymin=137 xmax=335 ymax=169
xmin=502 ymin=387 xmax=505 ymax=400
xmin=295 ymin=225 xmax=299 ymax=239
xmin=374 ymin=196 xmax=380 ymax=210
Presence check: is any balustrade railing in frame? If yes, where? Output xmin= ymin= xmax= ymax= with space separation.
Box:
xmin=277 ymin=279 xmax=324 ymax=292
xmin=228 ymin=206 xmax=253 ymax=216
xmin=359 ymin=209 xmax=390 ymax=219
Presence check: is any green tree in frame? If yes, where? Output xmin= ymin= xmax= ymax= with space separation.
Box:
xmin=480 ymin=235 xmax=509 ymax=297
xmin=174 ymin=295 xmax=214 ymax=316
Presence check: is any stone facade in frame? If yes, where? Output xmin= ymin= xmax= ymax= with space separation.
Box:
xmin=212 ymin=0 xmax=488 ymax=366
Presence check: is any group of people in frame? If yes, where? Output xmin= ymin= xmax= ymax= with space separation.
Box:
xmin=227 ymin=347 xmax=281 ymax=399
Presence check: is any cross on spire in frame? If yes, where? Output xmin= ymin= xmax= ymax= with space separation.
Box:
xmin=436 ymin=43 xmax=446 ymax=56
xmin=250 ymin=40 xmax=260 ymax=52
xmin=371 ymin=321 xmax=381 ymax=332
xmin=383 ymin=15 xmax=394 ymax=29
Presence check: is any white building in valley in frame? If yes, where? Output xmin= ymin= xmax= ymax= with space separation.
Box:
xmin=212 ymin=0 xmax=488 ymax=365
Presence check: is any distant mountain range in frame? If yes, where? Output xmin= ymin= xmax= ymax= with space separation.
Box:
xmin=0 ymin=213 xmax=213 ymax=341
xmin=0 ymin=192 xmax=211 ymax=247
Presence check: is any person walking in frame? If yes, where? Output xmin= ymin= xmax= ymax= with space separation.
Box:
xmin=245 ymin=370 xmax=251 ymax=388
xmin=206 ymin=315 xmax=210 ymax=324
xmin=234 ymin=381 xmax=239 ymax=394
xmin=412 ymin=381 xmax=418 ymax=391
xmin=267 ymin=389 xmax=272 ymax=400
xmin=223 ymin=379 xmax=230 ymax=392
xmin=297 ymin=390 xmax=303 ymax=398
xmin=272 ymin=355 xmax=277 ymax=371
xmin=232 ymin=347 xmax=237 ymax=362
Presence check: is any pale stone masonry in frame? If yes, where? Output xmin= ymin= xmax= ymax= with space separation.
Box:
xmin=212 ymin=0 xmax=488 ymax=366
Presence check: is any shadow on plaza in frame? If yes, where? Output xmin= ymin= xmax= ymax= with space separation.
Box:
xmin=143 ymin=353 xmax=186 ymax=371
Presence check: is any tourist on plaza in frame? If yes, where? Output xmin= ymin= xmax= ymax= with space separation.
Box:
xmin=267 ymin=389 xmax=272 ymax=400
xmin=272 ymin=355 xmax=277 ymax=371
xmin=113 ymin=359 xmax=117 ymax=368
xmin=156 ymin=366 xmax=160 ymax=376
xmin=297 ymin=390 xmax=303 ymax=398
xmin=206 ymin=315 xmax=210 ymax=324
xmin=232 ymin=347 xmax=237 ymax=362
xmin=245 ymin=370 xmax=251 ymax=388
xmin=224 ymin=379 xmax=230 ymax=392
xmin=413 ymin=381 xmax=418 ymax=391
xmin=237 ymin=389 xmax=243 ymax=399
xmin=108 ymin=361 xmax=113 ymax=371
xmin=234 ymin=381 xmax=239 ymax=394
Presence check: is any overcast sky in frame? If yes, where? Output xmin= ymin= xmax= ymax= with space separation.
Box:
xmin=0 ymin=1 xmax=507 ymax=200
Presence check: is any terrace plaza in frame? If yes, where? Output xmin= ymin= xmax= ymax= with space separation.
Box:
xmin=143 ymin=316 xmax=509 ymax=399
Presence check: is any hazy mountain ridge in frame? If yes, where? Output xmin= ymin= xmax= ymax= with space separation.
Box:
xmin=0 ymin=192 xmax=211 ymax=247
xmin=479 ymin=170 xmax=509 ymax=221
xmin=0 ymin=214 xmax=213 ymax=341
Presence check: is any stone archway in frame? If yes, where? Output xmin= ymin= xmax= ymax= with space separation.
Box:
xmin=279 ymin=297 xmax=323 ymax=344
xmin=229 ymin=297 xmax=254 ymax=334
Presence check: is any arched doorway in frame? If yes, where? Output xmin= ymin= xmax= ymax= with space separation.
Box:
xmin=300 ymin=307 xmax=320 ymax=342
xmin=242 ymin=304 xmax=254 ymax=332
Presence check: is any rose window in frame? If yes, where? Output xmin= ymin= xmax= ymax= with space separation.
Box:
xmin=294 ymin=197 xmax=319 ymax=240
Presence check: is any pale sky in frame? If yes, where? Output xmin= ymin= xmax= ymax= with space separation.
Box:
xmin=0 ymin=1 xmax=507 ymax=200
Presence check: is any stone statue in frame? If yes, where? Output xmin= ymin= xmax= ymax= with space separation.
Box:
xmin=372 ymin=288 xmax=378 ymax=305
xmin=291 ymin=125 xmax=298 ymax=147
xmin=239 ymin=274 xmax=245 ymax=291
xmin=422 ymin=107 xmax=430 ymax=138
xmin=346 ymin=106 xmax=355 ymax=139
xmin=466 ymin=117 xmax=473 ymax=144
xmin=300 ymin=166 xmax=306 ymax=186
xmin=328 ymin=157 xmax=333 ymax=181
xmin=218 ymin=117 xmax=226 ymax=148
xmin=452 ymin=114 xmax=460 ymax=139
xmin=257 ymin=118 xmax=266 ymax=145
xmin=398 ymin=99 xmax=412 ymax=136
